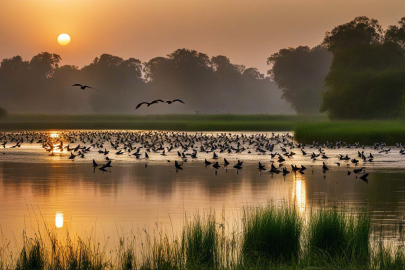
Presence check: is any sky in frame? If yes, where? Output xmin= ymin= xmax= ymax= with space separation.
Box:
xmin=1 ymin=0 xmax=405 ymax=73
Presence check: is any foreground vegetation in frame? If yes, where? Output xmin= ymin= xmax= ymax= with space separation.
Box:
xmin=2 ymin=205 xmax=405 ymax=269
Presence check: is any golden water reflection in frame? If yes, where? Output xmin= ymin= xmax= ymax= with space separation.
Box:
xmin=50 ymin=132 xmax=60 ymax=138
xmin=55 ymin=212 xmax=64 ymax=228
xmin=292 ymin=174 xmax=306 ymax=214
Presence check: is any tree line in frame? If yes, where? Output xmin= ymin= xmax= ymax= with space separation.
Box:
xmin=0 ymin=49 xmax=292 ymax=114
xmin=269 ymin=16 xmax=405 ymax=119
xmin=3 ymin=16 xmax=405 ymax=118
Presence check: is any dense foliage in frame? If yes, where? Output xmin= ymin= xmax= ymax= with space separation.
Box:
xmin=320 ymin=16 xmax=405 ymax=119
xmin=0 ymin=50 xmax=291 ymax=114
xmin=267 ymin=46 xmax=332 ymax=114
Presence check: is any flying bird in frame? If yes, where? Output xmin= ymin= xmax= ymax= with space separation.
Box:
xmin=150 ymin=99 xmax=164 ymax=105
xmin=71 ymin=84 xmax=97 ymax=91
xmin=166 ymin=99 xmax=185 ymax=104
xmin=135 ymin=102 xmax=151 ymax=110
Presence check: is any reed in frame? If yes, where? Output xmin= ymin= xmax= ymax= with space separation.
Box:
xmin=2 ymin=204 xmax=405 ymax=269
xmin=241 ymin=204 xmax=302 ymax=264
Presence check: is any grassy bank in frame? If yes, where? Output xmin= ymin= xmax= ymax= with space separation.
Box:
xmin=294 ymin=121 xmax=405 ymax=145
xmin=0 ymin=114 xmax=323 ymax=131
xmin=2 ymin=205 xmax=405 ymax=270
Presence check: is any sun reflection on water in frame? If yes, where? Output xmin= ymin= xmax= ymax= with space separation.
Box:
xmin=55 ymin=212 xmax=64 ymax=228
xmin=292 ymin=174 xmax=306 ymax=214
xmin=50 ymin=132 xmax=60 ymax=138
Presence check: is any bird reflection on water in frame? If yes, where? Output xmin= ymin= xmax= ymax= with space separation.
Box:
xmin=1 ymin=130 xmax=405 ymax=245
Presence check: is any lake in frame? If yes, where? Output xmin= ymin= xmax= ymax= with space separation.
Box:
xmin=1 ymin=130 xmax=405 ymax=248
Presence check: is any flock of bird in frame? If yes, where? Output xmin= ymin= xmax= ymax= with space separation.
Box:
xmin=135 ymin=99 xmax=185 ymax=110
xmin=0 ymin=130 xmax=396 ymax=183
xmin=70 ymin=83 xmax=185 ymax=111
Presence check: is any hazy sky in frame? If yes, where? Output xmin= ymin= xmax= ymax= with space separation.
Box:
xmin=1 ymin=0 xmax=405 ymax=73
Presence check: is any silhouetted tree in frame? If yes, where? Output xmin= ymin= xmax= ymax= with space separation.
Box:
xmin=267 ymin=46 xmax=332 ymax=113
xmin=81 ymin=54 xmax=144 ymax=113
xmin=320 ymin=17 xmax=405 ymax=119
xmin=385 ymin=17 xmax=405 ymax=48
xmin=323 ymin=16 xmax=383 ymax=52
xmin=0 ymin=49 xmax=292 ymax=114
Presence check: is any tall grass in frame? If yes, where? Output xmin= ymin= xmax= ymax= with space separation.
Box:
xmin=305 ymin=210 xmax=371 ymax=265
xmin=183 ymin=213 xmax=218 ymax=268
xmin=2 ymin=204 xmax=405 ymax=269
xmin=241 ymin=204 xmax=302 ymax=264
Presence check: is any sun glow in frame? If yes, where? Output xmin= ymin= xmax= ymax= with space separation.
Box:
xmin=55 ymin=212 xmax=64 ymax=228
xmin=50 ymin=132 xmax=60 ymax=138
xmin=57 ymin=34 xmax=70 ymax=45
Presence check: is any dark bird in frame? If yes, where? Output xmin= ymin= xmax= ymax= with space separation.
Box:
xmin=92 ymin=159 xmax=98 ymax=168
xmin=135 ymin=102 xmax=151 ymax=110
xmin=71 ymin=84 xmax=97 ymax=91
xmin=103 ymin=161 xmax=112 ymax=168
xmin=175 ymin=161 xmax=183 ymax=170
xmin=213 ymin=162 xmax=220 ymax=169
xmin=166 ymin=99 xmax=185 ymax=104
xmin=150 ymin=99 xmax=164 ymax=105
xmin=258 ymin=162 xmax=266 ymax=171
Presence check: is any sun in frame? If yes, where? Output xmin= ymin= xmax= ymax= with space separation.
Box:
xmin=57 ymin=33 xmax=70 ymax=45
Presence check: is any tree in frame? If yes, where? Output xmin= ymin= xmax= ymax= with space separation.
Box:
xmin=0 ymin=49 xmax=293 ymax=114
xmin=320 ymin=16 xmax=405 ymax=119
xmin=81 ymin=54 xmax=144 ymax=113
xmin=321 ymin=67 xmax=405 ymax=119
xmin=267 ymin=45 xmax=332 ymax=113
xmin=323 ymin=16 xmax=383 ymax=52
xmin=385 ymin=17 xmax=405 ymax=48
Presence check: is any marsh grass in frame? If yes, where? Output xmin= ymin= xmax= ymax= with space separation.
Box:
xmin=305 ymin=210 xmax=371 ymax=265
xmin=241 ymin=204 xmax=302 ymax=264
xmin=295 ymin=121 xmax=405 ymax=145
xmin=0 ymin=114 xmax=323 ymax=131
xmin=2 ymin=114 xmax=405 ymax=145
xmin=183 ymin=213 xmax=218 ymax=268
xmin=372 ymin=243 xmax=405 ymax=270
xmin=2 ymin=204 xmax=405 ymax=269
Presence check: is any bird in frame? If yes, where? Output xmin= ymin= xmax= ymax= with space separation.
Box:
xmin=166 ymin=99 xmax=185 ymax=104
xmin=135 ymin=102 xmax=151 ymax=110
xmin=175 ymin=161 xmax=183 ymax=171
xmin=71 ymin=84 xmax=97 ymax=91
xmin=149 ymin=99 xmax=164 ymax=105
xmin=103 ymin=161 xmax=112 ymax=168
xmin=92 ymin=159 xmax=98 ymax=168
xmin=258 ymin=162 xmax=266 ymax=171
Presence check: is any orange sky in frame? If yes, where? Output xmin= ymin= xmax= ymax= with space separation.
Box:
xmin=1 ymin=0 xmax=405 ymax=73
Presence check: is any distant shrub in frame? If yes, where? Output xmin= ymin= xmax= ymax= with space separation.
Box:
xmin=0 ymin=107 xmax=8 ymax=118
